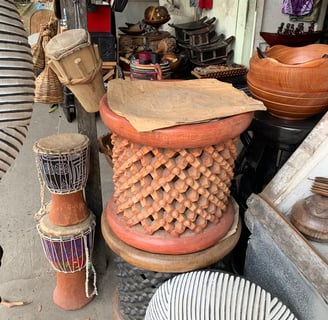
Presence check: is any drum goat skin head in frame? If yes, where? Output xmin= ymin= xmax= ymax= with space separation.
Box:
xmin=0 ymin=0 xmax=35 ymax=181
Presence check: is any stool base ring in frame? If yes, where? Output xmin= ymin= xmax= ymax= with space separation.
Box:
xmin=106 ymin=197 xmax=236 ymax=255
xmin=101 ymin=208 xmax=241 ymax=273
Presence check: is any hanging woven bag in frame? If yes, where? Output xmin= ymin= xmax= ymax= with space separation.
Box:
xmin=31 ymin=28 xmax=46 ymax=70
xmin=34 ymin=29 xmax=63 ymax=104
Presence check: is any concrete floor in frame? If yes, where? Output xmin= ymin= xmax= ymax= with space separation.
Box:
xmin=0 ymin=103 xmax=118 ymax=319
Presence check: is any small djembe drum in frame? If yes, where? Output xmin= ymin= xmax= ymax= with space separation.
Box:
xmin=37 ymin=213 xmax=96 ymax=273
xmin=33 ymin=133 xmax=97 ymax=310
xmin=34 ymin=133 xmax=90 ymax=225
xmin=37 ymin=210 xmax=96 ymax=308
xmin=45 ymin=28 xmax=105 ymax=113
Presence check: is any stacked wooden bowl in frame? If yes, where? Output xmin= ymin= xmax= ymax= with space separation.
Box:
xmin=247 ymin=44 xmax=328 ymax=120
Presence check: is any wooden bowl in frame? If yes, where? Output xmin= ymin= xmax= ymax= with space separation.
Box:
xmin=247 ymin=80 xmax=328 ymax=106
xmin=247 ymin=79 xmax=328 ymax=99
xmin=250 ymin=91 xmax=327 ymax=120
xmin=260 ymin=31 xmax=323 ymax=47
xmin=263 ymin=44 xmax=328 ymax=64
xmin=247 ymin=44 xmax=328 ymax=119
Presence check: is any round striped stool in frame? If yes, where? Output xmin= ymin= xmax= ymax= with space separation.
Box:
xmin=145 ymin=270 xmax=297 ymax=320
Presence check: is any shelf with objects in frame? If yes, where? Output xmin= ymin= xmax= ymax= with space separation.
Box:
xmin=190 ymin=38 xmax=328 ymax=274
xmin=117 ymin=5 xmax=196 ymax=81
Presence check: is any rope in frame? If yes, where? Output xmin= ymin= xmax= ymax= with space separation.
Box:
xmin=34 ymin=156 xmax=47 ymax=221
xmin=84 ymin=226 xmax=98 ymax=298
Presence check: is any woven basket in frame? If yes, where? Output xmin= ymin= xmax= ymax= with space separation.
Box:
xmin=34 ymin=64 xmax=63 ymax=104
xmin=191 ymin=63 xmax=247 ymax=80
xmin=31 ymin=31 xmax=45 ymax=70
xmin=34 ymin=28 xmax=63 ymax=104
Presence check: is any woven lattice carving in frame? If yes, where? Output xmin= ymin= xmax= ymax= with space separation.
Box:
xmin=111 ymin=133 xmax=238 ymax=237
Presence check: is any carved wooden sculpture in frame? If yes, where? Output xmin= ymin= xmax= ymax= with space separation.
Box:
xmin=0 ymin=0 xmax=34 ymax=180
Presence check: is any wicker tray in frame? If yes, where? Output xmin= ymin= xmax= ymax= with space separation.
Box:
xmin=191 ymin=63 xmax=247 ymax=79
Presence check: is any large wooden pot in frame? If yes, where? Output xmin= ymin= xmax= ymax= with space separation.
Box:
xmin=247 ymin=44 xmax=328 ymax=120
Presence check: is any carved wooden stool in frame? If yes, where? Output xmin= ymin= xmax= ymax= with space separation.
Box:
xmin=99 ymin=86 xmax=254 ymax=319
xmin=99 ymin=94 xmax=253 ymax=255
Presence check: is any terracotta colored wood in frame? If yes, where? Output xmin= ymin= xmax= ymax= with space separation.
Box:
xmin=101 ymin=210 xmax=241 ymax=273
xmin=110 ymin=132 xmax=237 ymax=239
xmin=248 ymin=88 xmax=327 ymax=120
xmin=247 ymin=44 xmax=328 ymax=120
xmin=247 ymin=45 xmax=328 ymax=92
xmin=261 ymin=44 xmax=328 ymax=65
xmin=99 ymin=94 xmax=254 ymax=149
xmin=100 ymin=93 xmax=249 ymax=254
xmin=248 ymin=81 xmax=328 ymax=99
xmin=106 ymin=196 xmax=235 ymax=254
xmin=248 ymin=80 xmax=328 ymax=105
xmin=53 ymin=269 xmax=93 ymax=310
xmin=49 ymin=191 xmax=89 ymax=226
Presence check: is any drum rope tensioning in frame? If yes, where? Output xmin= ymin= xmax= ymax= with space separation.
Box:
xmin=33 ymin=133 xmax=90 ymax=219
xmin=33 ymin=133 xmax=97 ymax=308
xmin=37 ymin=212 xmax=98 ymax=298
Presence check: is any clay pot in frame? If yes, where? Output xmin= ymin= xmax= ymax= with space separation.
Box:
xmin=247 ymin=44 xmax=328 ymax=120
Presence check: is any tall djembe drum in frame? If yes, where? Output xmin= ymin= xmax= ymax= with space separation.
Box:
xmin=33 ymin=133 xmax=97 ymax=310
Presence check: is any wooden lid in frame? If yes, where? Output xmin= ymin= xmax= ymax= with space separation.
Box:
xmin=291 ymin=194 xmax=328 ymax=242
